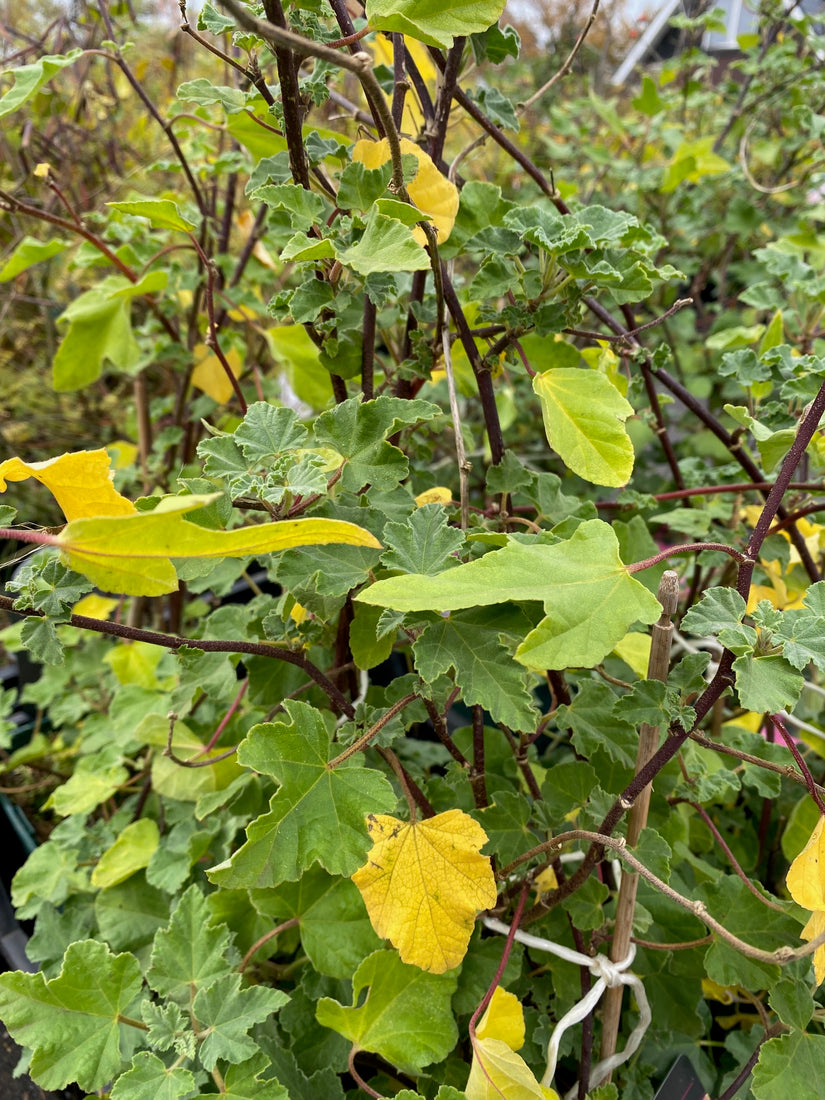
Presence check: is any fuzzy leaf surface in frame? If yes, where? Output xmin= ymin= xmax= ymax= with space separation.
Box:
xmin=192 ymin=973 xmax=289 ymax=1070
xmin=147 ymin=884 xmax=236 ymax=1003
xmin=109 ymin=1052 xmax=196 ymax=1100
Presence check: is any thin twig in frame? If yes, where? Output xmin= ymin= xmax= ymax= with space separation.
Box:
xmin=520 ymin=0 xmax=601 ymax=112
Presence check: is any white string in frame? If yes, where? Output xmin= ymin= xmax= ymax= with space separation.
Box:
xmin=481 ymin=916 xmax=651 ymax=1095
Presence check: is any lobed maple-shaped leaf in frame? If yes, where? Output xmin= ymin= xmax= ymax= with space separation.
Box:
xmin=208 ymin=701 xmax=396 ymax=888
xmin=252 ymin=868 xmax=382 ymax=979
xmin=109 ymin=1051 xmax=196 ymax=1100
xmin=380 ymin=503 xmax=465 ymax=575
xmin=0 ymin=449 xmax=135 ymax=521
xmin=358 ymin=520 xmax=662 ymax=671
xmin=413 ymin=607 xmax=539 ymax=731
xmin=313 ymin=396 xmax=441 ymax=492
xmin=532 ymin=369 xmax=634 ymax=487
xmin=192 ymin=973 xmax=289 ymax=1070
xmin=0 ymin=939 xmax=143 ymax=1092
xmin=195 ymin=1052 xmax=288 ymax=1100
xmin=751 ymin=1031 xmax=825 ymax=1100
xmin=49 ymin=494 xmax=380 ymax=596
xmin=316 ymin=949 xmax=458 ymax=1073
xmin=352 ymin=809 xmax=497 ymax=973
xmin=147 ymin=884 xmax=236 ymax=1003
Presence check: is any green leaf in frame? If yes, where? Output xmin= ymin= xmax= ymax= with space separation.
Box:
xmin=632 ymin=75 xmax=664 ymax=116
xmin=365 ymin=0 xmax=507 ymax=48
xmin=110 ymin=1051 xmax=196 ymax=1100
xmin=192 ymin=973 xmax=289 ymax=1070
xmin=208 ymin=700 xmax=396 ymax=888
xmin=732 ymin=653 xmax=804 ymax=713
xmin=752 ymin=1032 xmax=825 ymax=1099
xmin=532 ymin=369 xmax=634 ymax=487
xmin=147 ymin=884 xmax=237 ymax=1003
xmin=359 ymin=520 xmax=662 ymax=671
xmin=380 ymin=504 xmax=465 ymax=574
xmin=20 ymin=618 xmax=64 ymax=664
xmin=316 ymin=950 xmax=458 ymax=1073
xmin=107 ymin=199 xmax=197 ymax=232
xmin=314 ymin=396 xmax=441 ymax=492
xmin=680 ymin=586 xmax=747 ymax=635
xmin=477 ymin=791 xmax=539 ymax=867
xmin=555 ymin=681 xmax=637 ymax=768
xmin=45 ymin=753 xmax=129 ymax=817
xmin=661 ymin=138 xmax=731 ymax=192
xmin=0 ymin=235 xmax=71 ymax=281
xmin=197 ymin=1053 xmax=289 ymax=1100
xmin=0 ymin=49 xmax=84 ymax=117
xmin=11 ymin=843 xmax=90 ymax=919
xmin=252 ymin=868 xmax=382 ymax=978
xmin=96 ymin=874 xmax=171 ymax=954
xmin=0 ymin=939 xmax=142 ymax=1092
xmin=176 ymin=77 xmax=247 ymax=113
xmin=350 ymin=603 xmax=396 ymax=670
xmin=768 ymin=977 xmax=814 ymax=1030
xmin=91 ymin=819 xmax=160 ymax=888
xmin=413 ymin=607 xmax=539 ymax=730
xmin=337 ymin=161 xmax=393 ymax=211
xmin=337 ymin=209 xmax=430 ymax=275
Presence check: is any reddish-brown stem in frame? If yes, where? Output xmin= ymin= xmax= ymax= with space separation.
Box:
xmin=239 ymin=917 xmax=300 ymax=974
xmin=771 ymin=716 xmax=825 ymax=814
xmin=196 ymin=679 xmax=248 ymax=757
xmin=628 ymin=542 xmax=749 ymax=572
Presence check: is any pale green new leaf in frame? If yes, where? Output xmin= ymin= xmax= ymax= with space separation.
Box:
xmin=0 ymin=49 xmax=83 ymax=117
xmin=107 ymin=199 xmax=197 ymax=232
xmin=109 ymin=1051 xmax=196 ymax=1100
xmin=316 ymin=950 xmax=458 ymax=1074
xmin=208 ymin=700 xmax=396 ymax=888
xmin=192 ymin=973 xmax=289 ymax=1070
xmin=365 ymin=0 xmax=507 ymax=48
xmin=91 ymin=819 xmax=160 ymax=889
xmin=359 ymin=520 xmax=661 ymax=670
xmin=0 ymin=939 xmax=142 ymax=1092
xmin=0 ymin=236 xmax=71 ymax=281
xmin=532 ymin=369 xmax=634 ymax=486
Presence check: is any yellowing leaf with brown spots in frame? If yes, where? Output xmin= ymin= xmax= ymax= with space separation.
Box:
xmin=352 ymin=809 xmax=497 ymax=973
xmin=0 ymin=450 xmax=135 ymax=520
xmin=351 ymin=138 xmax=459 ymax=245
xmin=787 ymin=816 xmax=825 ymax=911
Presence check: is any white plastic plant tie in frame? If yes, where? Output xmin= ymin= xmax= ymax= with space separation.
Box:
xmin=335 ymin=669 xmax=369 ymax=727
xmin=482 ymin=916 xmax=651 ymax=1094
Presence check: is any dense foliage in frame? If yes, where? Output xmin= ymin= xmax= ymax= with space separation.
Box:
xmin=2 ymin=1 xmax=825 ymax=1098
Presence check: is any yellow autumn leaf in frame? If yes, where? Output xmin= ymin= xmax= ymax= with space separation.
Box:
xmin=237 ymin=208 xmax=278 ymax=270
xmin=476 ymin=988 xmax=525 ymax=1051
xmin=71 ymin=593 xmax=119 ymax=620
xmin=801 ymin=909 xmax=825 ymax=985
xmin=787 ymin=816 xmax=825 ymax=911
xmin=612 ymin=630 xmax=652 ymax=678
xmin=0 ymin=450 xmax=135 ymax=521
xmin=351 ymin=137 xmax=459 ymax=245
xmin=466 ymin=1038 xmax=558 ymax=1100
xmin=352 ymin=808 xmax=497 ymax=973
xmin=414 ymin=486 xmax=453 ymax=506
xmin=191 ymin=342 xmax=244 ymax=404
xmin=533 ymin=866 xmax=558 ymax=896
xmin=53 ymin=494 xmax=381 ymax=596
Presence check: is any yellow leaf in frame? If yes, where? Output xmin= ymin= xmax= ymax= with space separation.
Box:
xmin=787 ymin=816 xmax=825 ymax=911
xmin=476 ymin=988 xmax=525 ymax=1051
xmin=238 ymin=208 xmax=279 ymax=270
xmin=0 ymin=450 xmax=135 ymax=521
xmin=370 ymin=35 xmax=436 ymax=135
xmin=351 ymin=137 xmax=459 ymax=245
xmin=466 ymin=1038 xmax=553 ymax=1100
xmin=71 ymin=593 xmax=118 ymax=620
xmin=612 ymin=631 xmax=651 ymax=677
xmin=801 ymin=909 xmax=825 ymax=985
xmin=352 ymin=808 xmax=497 ymax=973
xmin=414 ymin=486 xmax=453 ymax=506
xmin=106 ymin=440 xmax=138 ymax=470
xmin=533 ymin=866 xmax=558 ymax=896
xmin=55 ymin=495 xmax=381 ymax=596
xmin=191 ymin=342 xmax=244 ymax=404
xmin=103 ymin=641 xmax=163 ymax=688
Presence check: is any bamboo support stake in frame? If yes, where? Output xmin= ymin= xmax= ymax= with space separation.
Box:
xmin=599 ymin=570 xmax=680 ymax=1066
